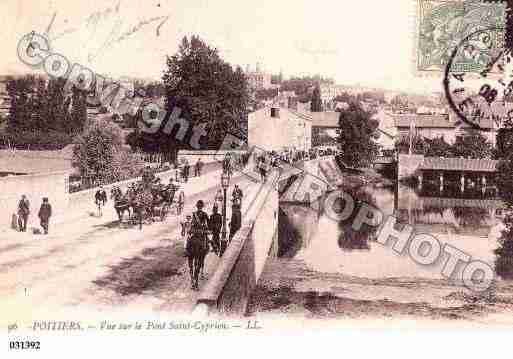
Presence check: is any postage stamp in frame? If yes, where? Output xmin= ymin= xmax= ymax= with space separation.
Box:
xmin=414 ymin=0 xmax=505 ymax=76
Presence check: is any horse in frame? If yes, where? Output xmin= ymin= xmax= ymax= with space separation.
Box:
xmin=186 ymin=211 xmax=210 ymax=290
xmin=187 ymin=229 xmax=209 ymax=289
xmin=127 ymin=183 xmax=154 ymax=230
xmin=110 ymin=187 xmax=131 ymax=223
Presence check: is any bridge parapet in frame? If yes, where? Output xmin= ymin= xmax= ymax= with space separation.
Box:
xmin=195 ymin=157 xmax=344 ymax=316
xmin=195 ymin=171 xmax=279 ymax=316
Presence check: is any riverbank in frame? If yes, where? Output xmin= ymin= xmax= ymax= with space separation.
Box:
xmin=247 ymin=258 xmax=513 ymax=324
xmin=247 ymin=167 xmax=513 ymax=324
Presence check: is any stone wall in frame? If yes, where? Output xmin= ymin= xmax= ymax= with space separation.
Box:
xmin=177 ymin=150 xmax=246 ymax=165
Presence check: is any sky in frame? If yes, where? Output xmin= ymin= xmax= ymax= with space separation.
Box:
xmin=0 ymin=0 xmax=444 ymax=93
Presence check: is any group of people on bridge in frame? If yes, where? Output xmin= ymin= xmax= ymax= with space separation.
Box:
xmin=181 ymin=184 xmax=244 ymax=290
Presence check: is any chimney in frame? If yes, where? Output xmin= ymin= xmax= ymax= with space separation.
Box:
xmin=270 ymin=107 xmax=280 ymax=118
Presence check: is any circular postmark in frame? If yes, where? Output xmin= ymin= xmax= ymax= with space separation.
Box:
xmin=444 ymin=26 xmax=513 ymax=131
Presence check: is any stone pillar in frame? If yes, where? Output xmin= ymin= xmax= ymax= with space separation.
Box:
xmin=439 ymin=172 xmax=444 ymax=192
xmin=460 ymin=173 xmax=465 ymax=193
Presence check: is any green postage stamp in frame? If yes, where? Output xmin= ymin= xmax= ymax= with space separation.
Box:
xmin=415 ymin=0 xmax=505 ymax=76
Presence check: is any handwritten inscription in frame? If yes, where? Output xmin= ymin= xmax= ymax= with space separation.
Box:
xmin=42 ymin=2 xmax=170 ymax=63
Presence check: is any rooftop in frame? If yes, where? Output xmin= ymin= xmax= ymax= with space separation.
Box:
xmin=393 ymin=114 xmax=495 ymax=129
xmin=420 ymin=157 xmax=498 ymax=172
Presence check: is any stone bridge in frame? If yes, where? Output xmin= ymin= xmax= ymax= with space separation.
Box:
xmin=193 ymin=156 xmax=343 ymax=316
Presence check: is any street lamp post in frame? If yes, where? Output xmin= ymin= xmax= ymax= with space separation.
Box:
xmin=221 ymin=171 xmax=230 ymax=245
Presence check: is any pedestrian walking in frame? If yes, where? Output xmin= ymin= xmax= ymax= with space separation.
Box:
xmin=95 ymin=186 xmax=107 ymax=216
xmin=184 ymin=159 xmax=190 ymax=182
xmin=17 ymin=195 xmax=30 ymax=232
xmin=232 ymin=184 xmax=243 ymax=203
xmin=258 ymin=158 xmax=267 ymax=182
xmin=38 ymin=197 xmax=52 ymax=235
xmin=174 ymin=162 xmax=180 ymax=182
xmin=195 ymin=158 xmax=203 ymax=177
xmin=208 ymin=205 xmax=223 ymax=256
xmin=228 ymin=200 xmax=242 ymax=243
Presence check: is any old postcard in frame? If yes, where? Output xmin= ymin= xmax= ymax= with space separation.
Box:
xmin=1 ymin=0 xmax=513 ymax=356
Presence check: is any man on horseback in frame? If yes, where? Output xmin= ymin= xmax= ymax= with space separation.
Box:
xmin=186 ymin=200 xmax=210 ymax=290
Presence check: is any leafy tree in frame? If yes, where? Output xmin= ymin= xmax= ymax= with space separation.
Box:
xmin=162 ymin=35 xmax=249 ymax=149
xmin=72 ymin=119 xmax=143 ymax=186
xmin=452 ymin=130 xmax=492 ymax=159
xmin=280 ymin=75 xmax=333 ymax=99
xmin=69 ymin=87 xmax=88 ymax=134
xmin=394 ymin=134 xmax=428 ymax=155
xmin=425 ymin=136 xmax=454 ymax=157
xmin=334 ymin=92 xmax=355 ymax=103
xmin=310 ymin=84 xmax=323 ymax=112
xmin=338 ymin=186 xmax=376 ymax=251
xmin=46 ymin=77 xmax=70 ymax=132
xmin=336 ymin=102 xmax=380 ymax=168
xmin=495 ymin=119 xmax=513 ymax=159
xmin=495 ymin=215 xmax=513 ymax=279
xmin=6 ymin=75 xmax=74 ymax=134
xmin=6 ymin=75 xmax=36 ymax=131
xmin=495 ymin=119 xmax=513 ymax=277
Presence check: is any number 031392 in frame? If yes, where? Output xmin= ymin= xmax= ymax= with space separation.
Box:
xmin=9 ymin=340 xmax=40 ymax=350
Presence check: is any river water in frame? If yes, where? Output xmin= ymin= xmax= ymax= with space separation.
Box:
xmin=247 ymin=178 xmax=507 ymax=318
xmin=295 ymin=183 xmax=504 ymax=279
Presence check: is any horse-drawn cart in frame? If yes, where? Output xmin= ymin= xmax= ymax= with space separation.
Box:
xmin=110 ymin=180 xmax=185 ymax=229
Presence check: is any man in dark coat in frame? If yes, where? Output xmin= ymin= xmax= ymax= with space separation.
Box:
xmin=194 ymin=158 xmax=204 ymax=177
xmin=38 ymin=197 xmax=52 ymax=235
xmin=208 ymin=205 xmax=223 ymax=256
xmin=95 ymin=186 xmax=107 ymax=216
xmin=17 ymin=195 xmax=30 ymax=232
xmin=183 ymin=159 xmax=190 ymax=182
xmin=228 ymin=201 xmax=242 ymax=243
xmin=232 ymin=184 xmax=243 ymax=203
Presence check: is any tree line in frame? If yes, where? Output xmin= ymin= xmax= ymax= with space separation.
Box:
xmin=395 ymin=131 xmax=494 ymax=159
xmin=2 ymin=75 xmax=87 ymax=149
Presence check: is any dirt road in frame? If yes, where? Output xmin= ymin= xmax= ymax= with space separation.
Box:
xmin=0 ymin=170 xmax=260 ymax=324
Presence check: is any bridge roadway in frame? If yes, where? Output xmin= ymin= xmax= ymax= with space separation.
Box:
xmin=0 ymin=162 xmax=264 ymax=324
xmin=0 ymin=156 xmax=341 ymax=322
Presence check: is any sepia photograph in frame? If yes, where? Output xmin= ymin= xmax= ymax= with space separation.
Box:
xmin=1 ymin=0 xmax=513 ymax=356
